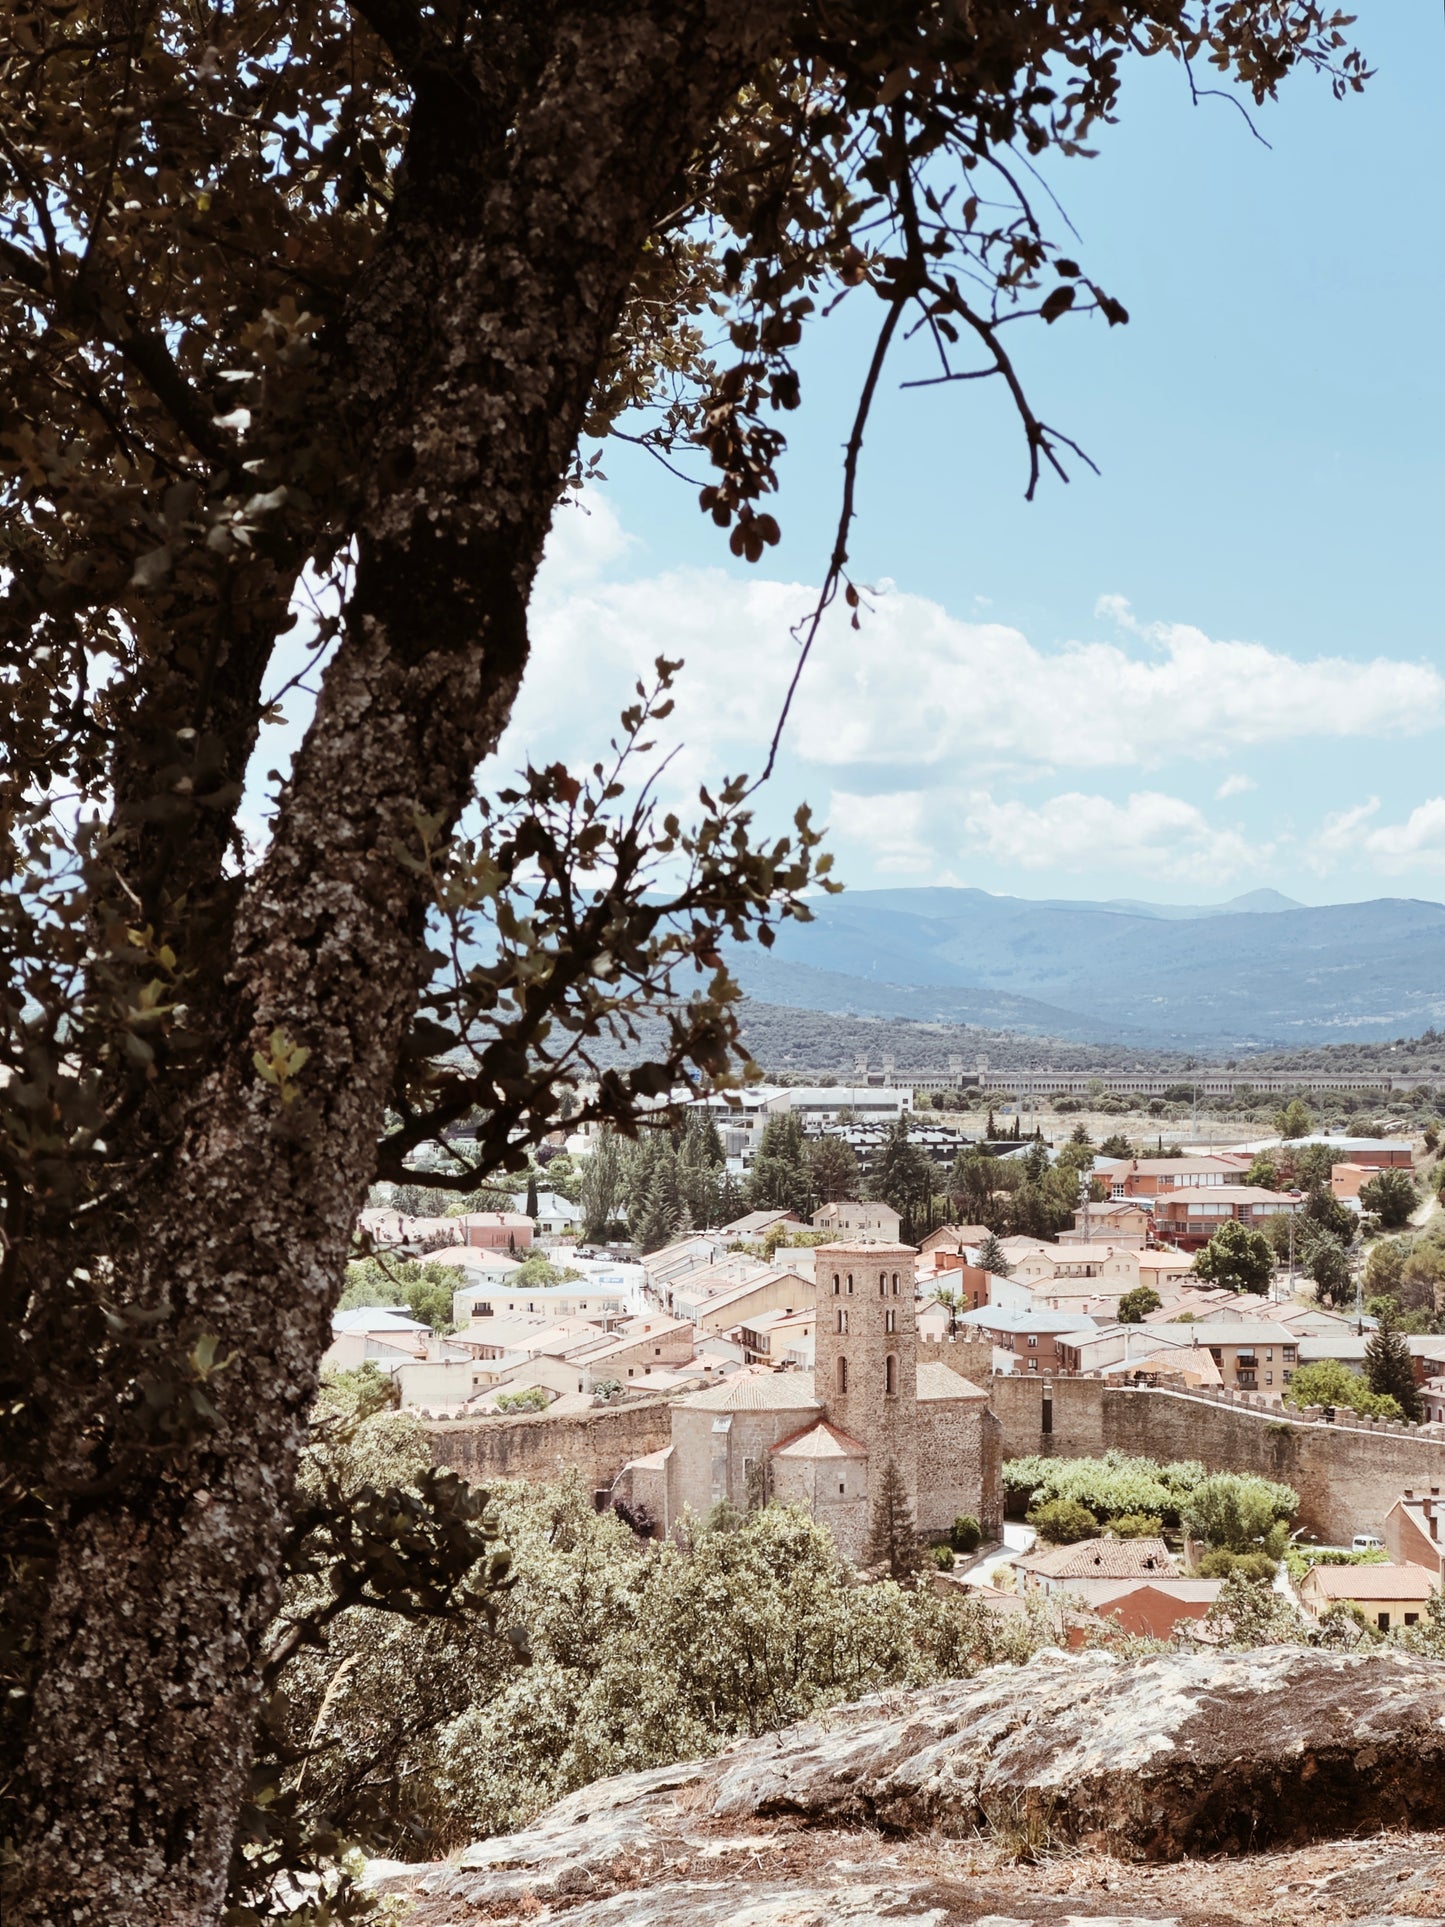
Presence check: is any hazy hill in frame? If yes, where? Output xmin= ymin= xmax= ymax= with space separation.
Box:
xmin=722 ymin=889 xmax=1445 ymax=1047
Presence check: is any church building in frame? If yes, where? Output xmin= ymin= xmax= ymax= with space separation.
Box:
xmin=620 ymin=1241 xmax=1003 ymax=1559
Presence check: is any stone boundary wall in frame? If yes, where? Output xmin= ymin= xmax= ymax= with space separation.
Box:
xmin=992 ymin=1374 xmax=1445 ymax=1544
xmin=424 ymin=1398 xmax=671 ymax=1492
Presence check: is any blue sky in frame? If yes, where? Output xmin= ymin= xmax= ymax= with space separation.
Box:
xmin=495 ymin=3 xmax=1445 ymax=909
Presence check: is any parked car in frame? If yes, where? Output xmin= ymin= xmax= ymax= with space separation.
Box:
xmin=1352 ymin=1534 xmax=1385 ymax=1553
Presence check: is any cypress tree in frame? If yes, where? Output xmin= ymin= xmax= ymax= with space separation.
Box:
xmin=1365 ymin=1313 xmax=1422 ymax=1421
xmin=977 ymin=1233 xmax=1012 ymax=1278
xmin=863 ymin=1457 xmax=924 ymax=1580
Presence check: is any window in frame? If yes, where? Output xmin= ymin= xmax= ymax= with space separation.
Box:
xmin=837 ymin=1356 xmax=848 ymax=1394
xmin=885 ymin=1308 xmax=896 ymax=1334
xmin=833 ymin=1273 xmax=841 ymax=1295
xmin=1027 ymin=1335 xmax=1038 ymax=1348
xmin=879 ymin=1273 xmax=887 ymax=1296
xmin=1378 ymin=1612 xmax=1390 ymax=1631
xmin=1407 ymin=1612 xmax=1421 ymax=1626
xmin=892 ymin=1271 xmax=900 ymax=1295
xmin=846 ymin=1272 xmax=854 ymax=1294
xmin=839 ymin=1481 xmax=846 ymax=1495
xmin=885 ymin=1353 xmax=897 ymax=1396
xmin=835 ymin=1308 xmax=848 ymax=1335
xmin=1265 ymin=1372 xmax=1273 ymax=1385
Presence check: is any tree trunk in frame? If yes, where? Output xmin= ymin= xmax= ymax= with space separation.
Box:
xmin=10 ymin=7 xmax=785 ymax=1921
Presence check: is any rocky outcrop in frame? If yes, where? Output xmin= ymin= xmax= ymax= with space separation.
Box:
xmin=375 ymin=1646 xmax=1445 ymax=1924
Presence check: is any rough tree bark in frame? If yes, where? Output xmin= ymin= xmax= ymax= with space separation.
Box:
xmin=10 ymin=6 xmax=789 ymax=1921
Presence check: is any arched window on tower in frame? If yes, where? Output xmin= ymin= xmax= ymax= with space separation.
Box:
xmin=833 ymin=1273 xmax=841 ymax=1295
xmin=835 ymin=1308 xmax=848 ymax=1334
xmin=837 ymin=1356 xmax=848 ymax=1395
xmin=891 ymin=1271 xmax=900 ymax=1295
xmin=885 ymin=1353 xmax=898 ymax=1396
xmin=878 ymin=1273 xmax=886 ymax=1297
xmin=846 ymin=1272 xmax=854 ymax=1295
xmin=885 ymin=1308 xmax=896 ymax=1334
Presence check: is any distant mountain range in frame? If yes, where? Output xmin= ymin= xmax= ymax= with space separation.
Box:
xmin=722 ymin=889 xmax=1445 ymax=1047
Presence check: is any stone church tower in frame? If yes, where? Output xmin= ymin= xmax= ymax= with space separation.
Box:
xmin=813 ymin=1241 xmax=919 ymax=1507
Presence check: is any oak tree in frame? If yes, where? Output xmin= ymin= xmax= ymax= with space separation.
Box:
xmin=0 ymin=3 xmax=1364 ymax=1921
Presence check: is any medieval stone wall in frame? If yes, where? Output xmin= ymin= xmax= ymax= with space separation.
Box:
xmin=915 ymin=1397 xmax=1002 ymax=1540
xmin=992 ymin=1374 xmax=1445 ymax=1542
xmin=424 ymin=1398 xmax=671 ymax=1491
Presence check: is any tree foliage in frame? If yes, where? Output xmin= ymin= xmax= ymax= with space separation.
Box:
xmin=579 ymin=1126 xmax=628 ymax=1242
xmin=1116 ymin=1285 xmax=1162 ymax=1324
xmin=1191 ymin=1219 xmax=1273 ymax=1295
xmin=1025 ymin=1497 xmax=1099 ymax=1544
xmin=1283 ymin=1357 xmax=1401 ymax=1421
xmin=746 ymin=1111 xmax=813 ymax=1216
xmin=1005 ymin=1451 xmax=1205 ymax=1530
xmin=1181 ymin=1473 xmax=1297 ymax=1556
xmin=1364 ymin=1314 xmax=1423 ymax=1422
xmin=873 ymin=1114 xmax=935 ymax=1242
xmin=0 ymin=0 xmax=1370 ymax=1913
xmin=1360 ymin=1167 xmax=1420 ymax=1229
xmin=863 ymin=1456 xmax=924 ymax=1581
xmin=338 ymin=1256 xmax=465 ymax=1334
xmin=809 ymin=1132 xmax=861 ymax=1205
xmin=976 ymin=1232 xmax=1013 ymax=1278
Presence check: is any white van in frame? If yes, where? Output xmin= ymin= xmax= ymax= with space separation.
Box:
xmin=1352 ymin=1534 xmax=1384 ymax=1553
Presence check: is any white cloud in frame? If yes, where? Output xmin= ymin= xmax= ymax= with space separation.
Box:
xmin=1216 ymin=772 xmax=1256 ymax=799
xmin=1314 ymin=796 xmax=1445 ymax=873
xmin=510 ymin=532 xmax=1445 ymax=789
xmin=830 ymin=785 xmax=1267 ymax=885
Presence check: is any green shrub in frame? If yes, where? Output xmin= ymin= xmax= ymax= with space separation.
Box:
xmin=1196 ymin=1548 xmax=1278 ymax=1582
xmin=1110 ymin=1512 xmax=1165 ymax=1540
xmin=950 ymin=1514 xmax=982 ymax=1554
xmin=1181 ymin=1472 xmax=1297 ymax=1555
xmin=931 ymin=1545 xmax=956 ymax=1571
xmin=493 ymin=1386 xmax=551 ymax=1414
xmin=1026 ymin=1498 xmax=1099 ymax=1544
xmin=1116 ymin=1285 xmax=1162 ymax=1324
xmin=1005 ymin=1450 xmax=1205 ymax=1528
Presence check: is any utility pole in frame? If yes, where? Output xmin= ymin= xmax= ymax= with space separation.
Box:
xmin=1286 ymin=1211 xmax=1294 ymax=1303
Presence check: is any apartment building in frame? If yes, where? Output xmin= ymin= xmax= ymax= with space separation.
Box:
xmin=1152 ymin=1186 xmax=1302 ymax=1251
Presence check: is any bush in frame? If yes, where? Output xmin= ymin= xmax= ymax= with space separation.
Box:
xmin=1196 ymin=1548 xmax=1278 ymax=1582
xmin=1360 ymin=1167 xmax=1420 ymax=1230
xmin=1192 ymin=1219 xmax=1273 ymax=1295
xmin=493 ymin=1386 xmax=551 ymax=1414
xmin=1110 ymin=1512 xmax=1165 ymax=1540
xmin=1202 ymin=1571 xmax=1312 ymax=1648
xmin=1026 ymin=1498 xmax=1099 ymax=1544
xmin=1182 ymin=1472 xmax=1297 ymax=1555
xmin=1005 ymin=1450 xmax=1205 ymax=1528
xmin=950 ymin=1514 xmax=982 ymax=1554
xmin=931 ymin=1545 xmax=956 ymax=1571
xmin=1284 ymin=1357 xmax=1401 ymax=1420
xmin=1116 ymin=1285 xmax=1162 ymax=1324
